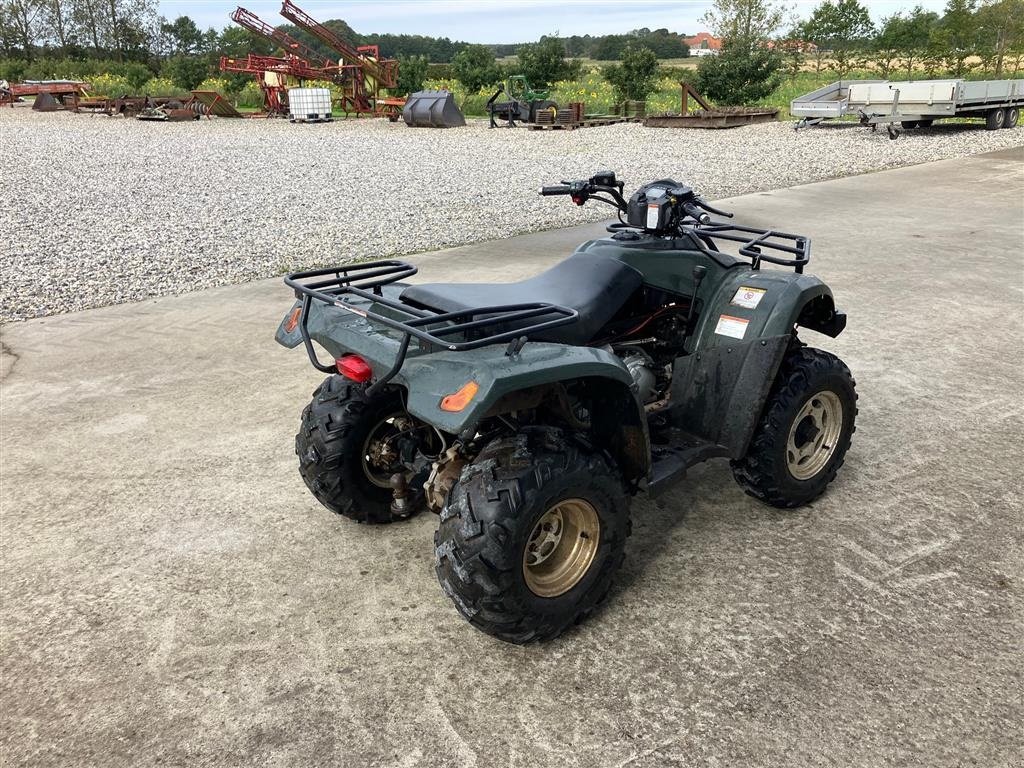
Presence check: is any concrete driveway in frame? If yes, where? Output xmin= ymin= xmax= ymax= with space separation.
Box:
xmin=2 ymin=148 xmax=1022 ymax=768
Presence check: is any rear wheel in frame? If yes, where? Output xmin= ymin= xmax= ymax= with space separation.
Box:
xmin=1004 ymin=106 xmax=1019 ymax=128
xmin=296 ymin=376 xmax=431 ymax=524
xmin=732 ymin=348 xmax=857 ymax=508
xmin=435 ymin=428 xmax=631 ymax=643
xmin=986 ymin=108 xmax=1006 ymax=130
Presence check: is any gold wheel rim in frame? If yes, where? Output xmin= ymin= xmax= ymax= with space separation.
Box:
xmin=786 ymin=390 xmax=843 ymax=481
xmin=523 ymin=498 xmax=600 ymax=598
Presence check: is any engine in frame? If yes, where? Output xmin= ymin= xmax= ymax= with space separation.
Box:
xmin=614 ymin=346 xmax=672 ymax=407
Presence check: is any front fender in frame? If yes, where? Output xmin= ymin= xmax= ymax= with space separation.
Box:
xmin=672 ymin=268 xmax=842 ymax=458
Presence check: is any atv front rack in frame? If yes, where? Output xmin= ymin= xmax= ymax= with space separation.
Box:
xmin=284 ymin=261 xmax=579 ymax=393
xmin=692 ymin=222 xmax=811 ymax=273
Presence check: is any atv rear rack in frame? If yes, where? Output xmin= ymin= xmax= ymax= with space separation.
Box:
xmin=284 ymin=261 xmax=579 ymax=393
xmin=691 ymin=221 xmax=811 ymax=273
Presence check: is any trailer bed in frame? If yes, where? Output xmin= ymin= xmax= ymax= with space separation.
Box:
xmin=792 ymin=77 xmax=1024 ymax=136
xmin=790 ymin=79 xmax=884 ymax=124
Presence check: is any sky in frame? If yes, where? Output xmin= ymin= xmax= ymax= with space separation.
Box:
xmin=157 ymin=0 xmax=952 ymax=43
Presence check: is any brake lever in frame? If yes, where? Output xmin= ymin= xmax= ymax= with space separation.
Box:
xmin=697 ymin=198 xmax=734 ymax=219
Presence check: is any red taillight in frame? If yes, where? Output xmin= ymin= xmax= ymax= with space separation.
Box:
xmin=336 ymin=354 xmax=372 ymax=383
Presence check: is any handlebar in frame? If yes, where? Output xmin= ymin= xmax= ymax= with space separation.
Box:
xmin=539 ymin=173 xmax=735 ymax=226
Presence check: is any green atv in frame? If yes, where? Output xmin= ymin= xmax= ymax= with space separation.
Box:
xmin=276 ymin=171 xmax=857 ymax=643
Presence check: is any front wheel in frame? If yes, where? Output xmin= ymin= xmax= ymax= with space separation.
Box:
xmin=435 ymin=428 xmax=631 ymax=643
xmin=731 ymin=348 xmax=857 ymax=508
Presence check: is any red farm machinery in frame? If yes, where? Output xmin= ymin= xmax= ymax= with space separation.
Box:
xmin=221 ymin=3 xmax=404 ymax=120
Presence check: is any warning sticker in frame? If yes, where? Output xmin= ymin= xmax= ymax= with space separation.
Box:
xmin=646 ymin=204 xmax=660 ymax=229
xmin=731 ymin=286 xmax=766 ymax=309
xmin=715 ymin=314 xmax=749 ymax=339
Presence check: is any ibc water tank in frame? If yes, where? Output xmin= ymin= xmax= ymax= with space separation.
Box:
xmin=288 ymin=88 xmax=332 ymax=122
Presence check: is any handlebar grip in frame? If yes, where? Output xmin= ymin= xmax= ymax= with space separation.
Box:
xmin=683 ymin=203 xmax=711 ymax=225
xmin=540 ymin=185 xmax=572 ymax=196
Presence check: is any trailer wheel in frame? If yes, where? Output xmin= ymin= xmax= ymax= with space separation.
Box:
xmin=918 ymin=119 xmax=934 ymax=128
xmin=1004 ymin=107 xmax=1019 ymax=128
xmin=901 ymin=120 xmax=919 ymax=129
xmin=731 ymin=348 xmax=857 ymax=509
xmin=985 ymin=108 xmax=1006 ymax=130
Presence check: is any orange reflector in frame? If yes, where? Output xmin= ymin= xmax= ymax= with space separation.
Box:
xmin=284 ymin=306 xmax=302 ymax=333
xmin=440 ymin=381 xmax=479 ymax=412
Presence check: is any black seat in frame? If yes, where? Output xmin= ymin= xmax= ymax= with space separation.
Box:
xmin=400 ymin=254 xmax=643 ymax=346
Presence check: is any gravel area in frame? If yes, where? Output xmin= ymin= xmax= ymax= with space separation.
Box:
xmin=2 ymin=107 xmax=1022 ymax=321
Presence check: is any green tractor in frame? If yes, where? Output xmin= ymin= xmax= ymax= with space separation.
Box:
xmin=277 ymin=171 xmax=857 ymax=643
xmin=487 ymin=74 xmax=559 ymax=128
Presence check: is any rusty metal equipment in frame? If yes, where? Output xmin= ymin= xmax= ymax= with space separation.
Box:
xmin=402 ymin=90 xmax=465 ymax=128
xmin=137 ymin=105 xmax=200 ymax=122
xmin=279 ymin=0 xmax=400 ymax=117
xmin=230 ymin=6 xmax=332 ymax=68
xmin=220 ymin=52 xmax=333 ymax=116
xmin=222 ymin=3 xmax=405 ymax=120
xmin=529 ymin=101 xmax=643 ymax=131
xmin=4 ymin=80 xmax=89 ymax=109
xmin=223 ymin=7 xmax=341 ymax=116
xmin=644 ymin=82 xmax=779 ymax=129
xmin=188 ymin=90 xmax=243 ymax=118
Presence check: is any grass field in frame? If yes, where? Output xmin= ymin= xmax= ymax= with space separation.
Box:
xmin=427 ymin=69 xmax=873 ymax=119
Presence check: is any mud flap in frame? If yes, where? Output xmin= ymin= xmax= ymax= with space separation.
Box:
xmin=669 ymin=334 xmax=791 ymax=459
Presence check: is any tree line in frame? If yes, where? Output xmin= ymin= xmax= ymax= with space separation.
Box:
xmin=0 ymin=2 xmax=689 ymax=66
xmin=695 ymin=0 xmax=1023 ymax=105
xmin=1 ymin=0 xmax=1021 ymax=107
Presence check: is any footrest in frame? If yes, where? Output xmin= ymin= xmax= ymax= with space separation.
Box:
xmin=647 ymin=431 xmax=729 ymax=498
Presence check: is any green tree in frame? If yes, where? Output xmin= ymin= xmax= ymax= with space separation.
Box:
xmin=162 ymin=52 xmax=207 ymax=89
xmin=929 ymin=0 xmax=981 ymax=76
xmin=873 ymin=7 xmax=939 ymax=79
xmin=394 ymin=53 xmax=427 ymax=95
xmin=779 ymin=20 xmax=809 ymax=80
xmin=697 ymin=0 xmax=784 ymax=103
xmin=218 ymin=25 xmax=273 ymax=58
xmin=451 ymin=43 xmax=501 ymax=93
xmin=515 ymin=35 xmax=580 ymax=86
xmin=977 ymin=0 xmax=1024 ymax=76
xmin=603 ymin=41 xmax=659 ymax=102
xmin=160 ymin=15 xmax=202 ymax=56
xmin=0 ymin=0 xmax=43 ymax=60
xmin=802 ymin=0 xmax=875 ymax=77
xmin=696 ymin=39 xmax=783 ymax=103
xmin=701 ymin=0 xmax=785 ymax=43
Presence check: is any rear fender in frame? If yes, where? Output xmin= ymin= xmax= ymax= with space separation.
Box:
xmin=672 ymin=268 xmax=844 ymax=458
xmin=395 ymin=343 xmax=637 ymax=433
xmin=283 ymin=296 xmax=650 ymax=479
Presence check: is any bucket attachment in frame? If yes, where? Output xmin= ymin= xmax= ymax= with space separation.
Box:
xmin=32 ymin=92 xmax=62 ymax=112
xmin=402 ymin=90 xmax=465 ymax=128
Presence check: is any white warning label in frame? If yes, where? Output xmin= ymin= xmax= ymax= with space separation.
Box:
xmin=731 ymin=286 xmax=766 ymax=309
xmin=646 ymin=204 xmax=660 ymax=229
xmin=715 ymin=314 xmax=749 ymax=339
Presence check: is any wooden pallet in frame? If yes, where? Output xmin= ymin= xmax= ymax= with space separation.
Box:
xmin=529 ymin=116 xmax=642 ymax=131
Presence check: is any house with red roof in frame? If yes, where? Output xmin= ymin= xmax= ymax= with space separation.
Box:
xmin=684 ymin=32 xmax=722 ymax=56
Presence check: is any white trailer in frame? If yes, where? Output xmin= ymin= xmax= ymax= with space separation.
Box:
xmin=791 ymin=78 xmax=1024 ymax=138
xmin=790 ymin=79 xmax=884 ymax=127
